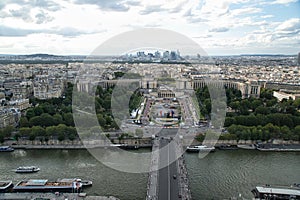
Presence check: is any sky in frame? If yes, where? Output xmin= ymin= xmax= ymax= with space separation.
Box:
xmin=0 ymin=0 xmax=299 ymax=56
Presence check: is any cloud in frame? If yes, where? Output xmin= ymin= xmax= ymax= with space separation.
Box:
xmin=271 ymin=0 xmax=298 ymax=4
xmin=276 ymin=18 xmax=300 ymax=32
xmin=139 ymin=4 xmax=166 ymax=15
xmin=230 ymin=7 xmax=262 ymax=16
xmin=169 ymin=1 xmax=187 ymax=13
xmin=261 ymin=15 xmax=273 ymax=19
xmin=183 ymin=7 xmax=193 ymax=17
xmin=0 ymin=25 xmax=103 ymax=37
xmin=0 ymin=26 xmax=34 ymax=37
xmin=209 ymin=27 xmax=230 ymax=32
xmin=35 ymin=11 xmax=54 ymax=24
xmin=72 ymin=0 xmax=130 ymax=12
xmin=31 ymin=0 xmax=62 ymax=12
xmin=0 ymin=0 xmax=61 ymax=23
xmin=8 ymin=6 xmax=32 ymax=22
xmin=1 ymin=0 xmax=62 ymax=11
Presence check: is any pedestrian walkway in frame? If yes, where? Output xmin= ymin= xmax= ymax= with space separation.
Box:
xmin=174 ymin=138 xmax=192 ymax=200
xmin=146 ymin=139 xmax=160 ymax=200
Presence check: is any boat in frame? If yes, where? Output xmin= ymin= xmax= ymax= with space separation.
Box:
xmin=252 ymin=184 xmax=300 ymax=199
xmin=237 ymin=144 xmax=257 ymax=150
xmin=13 ymin=179 xmax=83 ymax=193
xmin=215 ymin=144 xmax=239 ymax=150
xmin=0 ymin=146 xmax=14 ymax=152
xmin=15 ymin=166 xmax=40 ymax=173
xmin=186 ymin=145 xmax=215 ymax=152
xmin=256 ymin=144 xmax=300 ymax=152
xmin=0 ymin=181 xmax=14 ymax=193
xmin=57 ymin=178 xmax=92 ymax=187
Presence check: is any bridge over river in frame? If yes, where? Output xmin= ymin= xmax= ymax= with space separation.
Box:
xmin=146 ymin=129 xmax=192 ymax=200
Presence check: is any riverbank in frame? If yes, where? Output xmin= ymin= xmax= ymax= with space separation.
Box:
xmin=1 ymin=138 xmax=153 ymax=150
xmin=0 ymin=193 xmax=119 ymax=200
xmin=1 ymin=138 xmax=299 ymax=150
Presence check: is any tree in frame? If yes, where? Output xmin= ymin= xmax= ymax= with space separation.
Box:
xmin=26 ymin=109 xmax=35 ymax=119
xmin=53 ymin=114 xmax=63 ymax=125
xmin=97 ymin=114 xmax=106 ymax=127
xmin=63 ymin=113 xmax=74 ymax=126
xmin=58 ymin=132 xmax=65 ymax=142
xmin=19 ymin=127 xmax=31 ymax=137
xmin=195 ymin=134 xmax=205 ymax=142
xmin=29 ymin=132 xmax=36 ymax=143
xmin=229 ymin=101 xmax=240 ymax=112
xmin=255 ymin=106 xmax=270 ymax=115
xmin=29 ymin=116 xmax=43 ymax=127
xmin=31 ymin=126 xmax=46 ymax=137
xmin=66 ymin=127 xmax=77 ymax=143
xmin=19 ymin=117 xmax=30 ymax=127
xmin=40 ymin=113 xmax=55 ymax=127
xmin=2 ymin=125 xmax=14 ymax=138
xmin=293 ymin=98 xmax=300 ymax=109
xmin=57 ymin=124 xmax=67 ymax=135
xmin=33 ymin=107 xmax=43 ymax=116
xmin=40 ymin=103 xmax=55 ymax=115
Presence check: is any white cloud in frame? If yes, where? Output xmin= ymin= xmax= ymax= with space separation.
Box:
xmin=230 ymin=7 xmax=262 ymax=16
xmin=271 ymin=0 xmax=298 ymax=4
xmin=0 ymin=0 xmax=298 ymax=55
xmin=276 ymin=18 xmax=300 ymax=31
xmin=261 ymin=15 xmax=273 ymax=19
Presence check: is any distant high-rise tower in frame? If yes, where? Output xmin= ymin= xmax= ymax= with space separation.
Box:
xmin=298 ymin=52 xmax=300 ymax=65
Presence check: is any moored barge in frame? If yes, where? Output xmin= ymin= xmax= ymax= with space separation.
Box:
xmin=13 ymin=179 xmax=82 ymax=193
xmin=252 ymin=184 xmax=300 ymax=199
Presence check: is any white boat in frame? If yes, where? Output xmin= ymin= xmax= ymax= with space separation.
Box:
xmin=186 ymin=145 xmax=215 ymax=152
xmin=0 ymin=146 xmax=14 ymax=152
xmin=15 ymin=166 xmax=40 ymax=173
xmin=0 ymin=180 xmax=13 ymax=193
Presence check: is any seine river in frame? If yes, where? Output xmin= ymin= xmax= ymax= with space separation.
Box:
xmin=0 ymin=149 xmax=299 ymax=200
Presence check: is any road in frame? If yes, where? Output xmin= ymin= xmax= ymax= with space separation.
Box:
xmin=158 ymin=138 xmax=180 ymax=200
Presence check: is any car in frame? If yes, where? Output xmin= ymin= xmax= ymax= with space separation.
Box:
xmin=173 ymin=175 xmax=177 ymax=179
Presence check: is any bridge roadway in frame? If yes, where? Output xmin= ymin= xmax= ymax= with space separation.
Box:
xmin=157 ymin=137 xmax=180 ymax=200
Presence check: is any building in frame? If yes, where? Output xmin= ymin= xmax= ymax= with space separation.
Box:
xmin=273 ymin=91 xmax=300 ymax=101
xmin=141 ymin=77 xmax=157 ymax=89
xmin=0 ymin=111 xmax=17 ymax=128
xmin=12 ymin=81 xmax=33 ymax=99
xmin=33 ymin=75 xmax=64 ymax=99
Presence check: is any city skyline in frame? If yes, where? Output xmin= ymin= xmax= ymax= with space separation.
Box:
xmin=0 ymin=0 xmax=299 ymax=56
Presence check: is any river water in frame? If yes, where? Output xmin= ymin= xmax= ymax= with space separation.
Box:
xmin=185 ymin=150 xmax=300 ymax=199
xmin=0 ymin=149 xmax=299 ymax=200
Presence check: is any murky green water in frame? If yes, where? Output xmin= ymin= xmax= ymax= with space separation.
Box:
xmin=0 ymin=149 xmax=299 ymax=200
